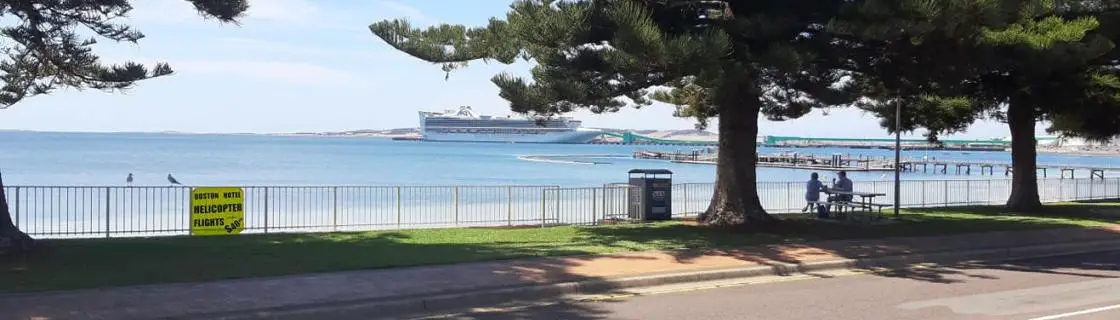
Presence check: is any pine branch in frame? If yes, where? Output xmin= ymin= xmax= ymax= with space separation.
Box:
xmin=0 ymin=0 xmax=249 ymax=108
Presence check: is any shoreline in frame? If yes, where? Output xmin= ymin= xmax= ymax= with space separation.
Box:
xmin=1038 ymin=149 xmax=1120 ymax=156
xmin=4 ymin=129 xmax=1117 ymax=156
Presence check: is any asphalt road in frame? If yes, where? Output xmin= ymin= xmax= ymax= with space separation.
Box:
xmin=428 ymin=251 xmax=1120 ymax=320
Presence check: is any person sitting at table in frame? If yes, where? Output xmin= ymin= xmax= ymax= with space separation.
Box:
xmin=828 ymin=171 xmax=854 ymax=203
xmin=802 ymin=172 xmax=828 ymax=212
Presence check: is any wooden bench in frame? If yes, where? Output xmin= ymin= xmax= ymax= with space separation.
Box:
xmin=805 ymin=201 xmax=864 ymax=220
xmin=833 ymin=201 xmax=887 ymax=223
xmin=854 ymin=203 xmax=890 ymax=213
xmin=861 ymin=203 xmax=892 ymax=221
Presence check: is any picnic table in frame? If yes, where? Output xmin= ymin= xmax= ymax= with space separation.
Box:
xmin=828 ymin=190 xmax=887 ymax=211
xmin=806 ymin=190 xmax=889 ymax=223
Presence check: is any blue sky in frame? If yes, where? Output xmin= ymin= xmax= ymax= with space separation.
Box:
xmin=0 ymin=0 xmax=1039 ymax=139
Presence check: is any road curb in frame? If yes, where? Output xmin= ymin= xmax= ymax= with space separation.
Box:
xmin=199 ymin=239 xmax=1120 ymax=320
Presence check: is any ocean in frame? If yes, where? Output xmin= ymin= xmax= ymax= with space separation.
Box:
xmin=1 ymin=131 xmax=1118 ymax=187
xmin=4 ymin=131 xmax=1120 ymax=238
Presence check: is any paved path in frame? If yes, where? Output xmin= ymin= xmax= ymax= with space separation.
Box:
xmin=443 ymin=251 xmax=1120 ymax=320
xmin=1 ymin=227 xmax=1118 ymax=320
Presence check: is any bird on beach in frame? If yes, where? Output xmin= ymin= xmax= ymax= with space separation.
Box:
xmin=167 ymin=174 xmax=182 ymax=186
xmin=126 ymin=173 xmax=133 ymax=187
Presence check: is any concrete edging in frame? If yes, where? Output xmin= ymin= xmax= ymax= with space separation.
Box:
xmin=200 ymin=239 xmax=1120 ymax=320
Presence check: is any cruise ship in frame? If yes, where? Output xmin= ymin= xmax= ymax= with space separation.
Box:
xmin=418 ymin=106 xmax=603 ymax=143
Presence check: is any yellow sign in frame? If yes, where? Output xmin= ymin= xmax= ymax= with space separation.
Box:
xmin=189 ymin=187 xmax=245 ymax=236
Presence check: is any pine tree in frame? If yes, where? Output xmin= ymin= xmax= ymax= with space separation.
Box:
xmin=0 ymin=0 xmax=250 ymax=255
xmin=370 ymin=0 xmax=857 ymax=227
xmin=833 ymin=1 xmax=1009 ymax=141
xmin=845 ymin=0 xmax=1120 ymax=212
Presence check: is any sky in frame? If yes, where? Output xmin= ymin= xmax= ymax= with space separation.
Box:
xmin=0 ymin=0 xmax=1046 ymax=139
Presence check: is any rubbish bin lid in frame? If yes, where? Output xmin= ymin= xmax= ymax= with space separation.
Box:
xmin=628 ymin=169 xmax=673 ymax=176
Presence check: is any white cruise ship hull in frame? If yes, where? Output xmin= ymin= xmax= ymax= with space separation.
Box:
xmin=423 ymin=128 xmax=603 ymax=144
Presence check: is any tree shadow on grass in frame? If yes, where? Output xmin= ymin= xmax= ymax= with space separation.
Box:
xmin=908 ymin=202 xmax=1120 ymax=224
xmin=2 ymin=201 xmax=1119 ymax=319
xmin=435 ymin=203 xmax=1120 ymax=319
xmin=0 ymin=227 xmax=652 ymax=320
xmin=573 ymin=200 xmax=1120 ymax=285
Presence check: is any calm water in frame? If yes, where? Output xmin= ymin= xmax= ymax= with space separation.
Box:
xmin=1 ymin=131 xmax=1117 ymax=187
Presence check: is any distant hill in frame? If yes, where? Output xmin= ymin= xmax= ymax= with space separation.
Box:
xmin=285 ymin=128 xmax=420 ymax=137
xmin=275 ymin=127 xmax=721 ymax=144
xmin=290 ymin=127 xmax=715 ymax=138
xmin=659 ymin=129 xmax=717 ymax=138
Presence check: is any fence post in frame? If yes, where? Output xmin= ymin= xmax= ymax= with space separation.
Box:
xmin=396 ymin=186 xmax=402 ymax=229
xmin=635 ymin=186 xmax=643 ymax=221
xmin=540 ymin=189 xmax=547 ymax=228
xmin=943 ymin=180 xmax=948 ymax=206
xmin=966 ymin=180 xmax=971 ymax=204
xmin=187 ymin=188 xmax=192 ymax=236
xmin=263 ymin=187 xmax=269 ymax=234
xmin=1059 ymin=178 xmax=1064 ymax=201
xmin=506 ymin=186 xmax=513 ymax=226
xmin=13 ymin=187 xmax=19 ymax=228
xmin=453 ymin=186 xmax=460 ymax=226
xmin=1090 ymin=177 xmax=1095 ymax=200
xmin=682 ymin=184 xmax=689 ymax=215
xmin=987 ymin=180 xmax=992 ymax=205
xmin=104 ymin=187 xmax=111 ymax=238
xmin=921 ymin=181 xmax=926 ymax=207
xmin=1075 ymin=178 xmax=1080 ymax=200
xmin=786 ymin=182 xmax=792 ymax=213
xmin=593 ymin=188 xmax=599 ymax=224
xmin=1113 ymin=177 xmax=1117 ymax=198
xmin=332 ymin=187 xmax=339 ymax=231
xmin=602 ymin=186 xmax=609 ymax=219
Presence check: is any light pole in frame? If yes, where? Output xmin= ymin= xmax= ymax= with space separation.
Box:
xmin=894 ymin=101 xmax=901 ymax=217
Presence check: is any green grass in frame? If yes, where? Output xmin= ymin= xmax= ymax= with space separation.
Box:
xmin=1 ymin=201 xmax=1116 ymax=293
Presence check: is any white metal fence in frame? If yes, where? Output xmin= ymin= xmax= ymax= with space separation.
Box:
xmin=4 ymin=177 xmax=1119 ymax=239
xmin=672 ymin=178 xmax=1120 ymax=216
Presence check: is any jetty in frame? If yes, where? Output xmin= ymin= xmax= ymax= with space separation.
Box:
xmin=900 ymin=159 xmax=1120 ymax=180
xmin=632 ymin=150 xmax=715 ymax=161
xmin=634 ymin=150 xmax=896 ymax=172
xmin=635 ymin=150 xmax=1119 ymax=178
xmin=761 ymin=135 xmax=1020 ymax=152
xmin=769 ymin=142 xmax=1006 ymax=152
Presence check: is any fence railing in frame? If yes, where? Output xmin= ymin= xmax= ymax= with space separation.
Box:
xmin=4 ymin=177 xmax=1119 ymax=239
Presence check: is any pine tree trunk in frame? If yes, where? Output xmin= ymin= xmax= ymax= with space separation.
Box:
xmin=1005 ymin=101 xmax=1042 ymax=212
xmin=698 ymin=89 xmax=775 ymax=227
xmin=0 ymin=171 xmax=34 ymax=255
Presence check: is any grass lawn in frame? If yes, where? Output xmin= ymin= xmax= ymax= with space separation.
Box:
xmin=1 ymin=201 xmax=1116 ymax=293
